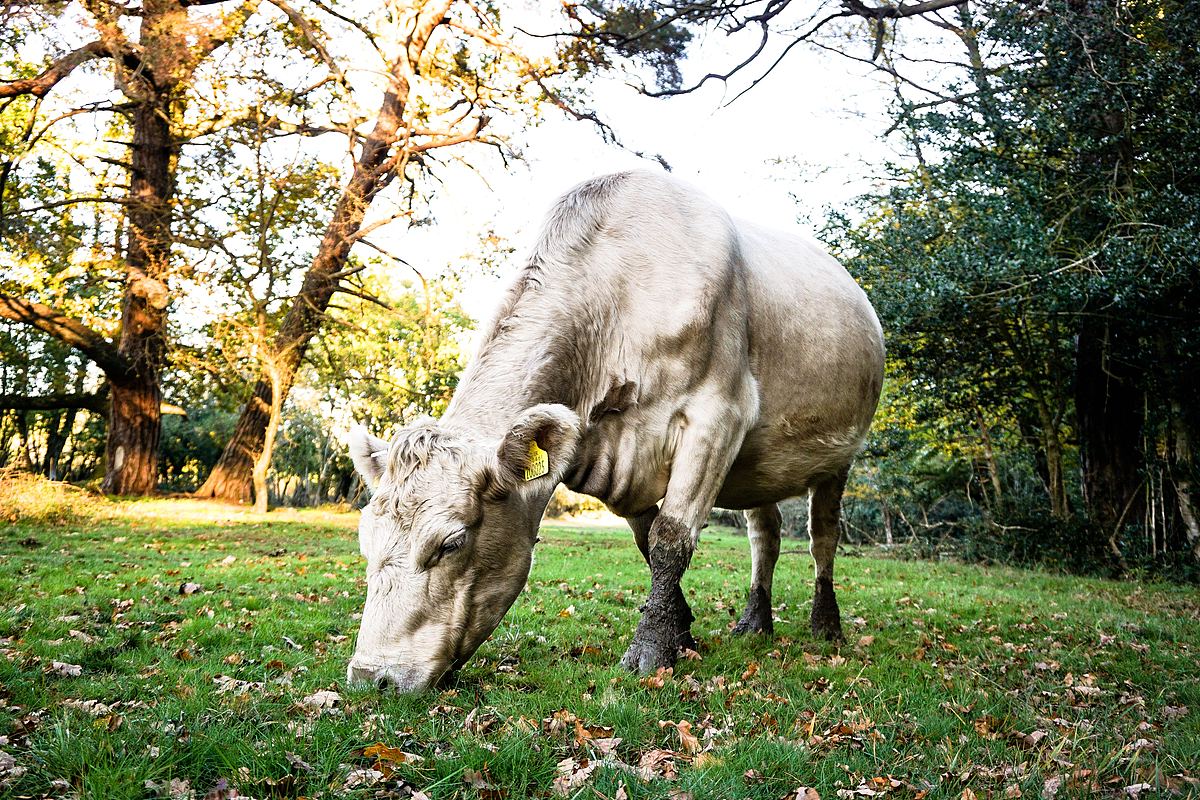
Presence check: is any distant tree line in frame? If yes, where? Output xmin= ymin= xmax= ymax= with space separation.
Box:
xmin=3 ymin=0 xmax=1197 ymax=576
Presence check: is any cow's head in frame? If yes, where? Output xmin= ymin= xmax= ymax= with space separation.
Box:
xmin=345 ymin=404 xmax=580 ymax=692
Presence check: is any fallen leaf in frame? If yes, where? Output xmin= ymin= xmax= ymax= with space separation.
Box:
xmin=788 ymin=788 xmax=821 ymax=800
xmin=144 ymin=778 xmax=191 ymax=799
xmin=301 ymin=690 xmax=341 ymax=710
xmin=552 ymin=756 xmax=598 ymax=796
xmin=285 ymin=752 xmax=312 ymax=772
xmin=659 ymin=719 xmax=700 ymax=754
xmin=49 ymin=661 xmax=82 ymax=677
xmin=343 ymin=768 xmax=382 ymax=789
xmin=590 ymin=736 xmax=622 ymax=756
xmin=640 ymin=666 xmax=673 ymax=688
xmin=637 ymin=749 xmax=678 ymax=781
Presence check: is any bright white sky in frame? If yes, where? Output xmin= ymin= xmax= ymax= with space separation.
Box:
xmin=383 ymin=16 xmax=912 ymax=321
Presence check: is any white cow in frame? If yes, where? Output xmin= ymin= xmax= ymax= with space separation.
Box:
xmin=347 ymin=170 xmax=884 ymax=691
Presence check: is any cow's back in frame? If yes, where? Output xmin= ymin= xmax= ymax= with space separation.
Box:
xmin=508 ymin=170 xmax=882 ymax=513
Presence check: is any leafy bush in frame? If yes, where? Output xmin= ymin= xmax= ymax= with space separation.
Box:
xmin=544 ymin=486 xmax=607 ymax=518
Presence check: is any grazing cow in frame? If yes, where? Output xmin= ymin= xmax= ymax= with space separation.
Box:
xmin=346 ymin=170 xmax=884 ymax=691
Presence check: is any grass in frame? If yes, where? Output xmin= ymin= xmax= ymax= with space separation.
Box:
xmin=0 ymin=493 xmax=1198 ymax=799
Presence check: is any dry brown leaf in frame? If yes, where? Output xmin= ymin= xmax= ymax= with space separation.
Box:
xmin=552 ymin=756 xmax=598 ymax=797
xmin=659 ymin=719 xmax=701 ymax=754
xmin=640 ymin=666 xmax=673 ymax=688
xmin=300 ymin=690 xmax=341 ymax=710
xmin=788 ymin=788 xmax=821 ymax=800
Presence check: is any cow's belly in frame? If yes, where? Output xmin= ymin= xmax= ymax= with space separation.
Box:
xmin=714 ymin=407 xmax=868 ymax=508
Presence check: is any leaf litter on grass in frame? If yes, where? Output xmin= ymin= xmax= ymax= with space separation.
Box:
xmin=3 ymin=505 xmax=1200 ymax=798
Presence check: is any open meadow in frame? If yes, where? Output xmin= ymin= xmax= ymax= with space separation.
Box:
xmin=0 ymin=493 xmax=1197 ymax=800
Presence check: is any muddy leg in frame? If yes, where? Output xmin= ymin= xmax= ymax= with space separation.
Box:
xmin=619 ymin=380 xmax=755 ymax=673
xmin=627 ymin=506 xmax=695 ymax=652
xmin=620 ymin=512 xmax=698 ymax=672
xmin=809 ymin=468 xmax=848 ymax=641
xmin=732 ymin=504 xmax=781 ymax=635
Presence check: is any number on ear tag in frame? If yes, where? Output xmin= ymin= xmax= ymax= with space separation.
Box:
xmin=524 ymin=440 xmax=549 ymax=481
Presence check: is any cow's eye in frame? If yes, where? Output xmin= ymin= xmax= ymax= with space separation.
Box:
xmin=440 ymin=534 xmax=466 ymax=555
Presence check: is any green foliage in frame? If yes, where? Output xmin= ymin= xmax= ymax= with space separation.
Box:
xmin=559 ymin=2 xmax=694 ymax=90
xmin=824 ymin=0 xmax=1200 ymax=573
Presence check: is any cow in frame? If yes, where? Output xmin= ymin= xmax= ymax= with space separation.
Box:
xmin=346 ymin=170 xmax=884 ymax=691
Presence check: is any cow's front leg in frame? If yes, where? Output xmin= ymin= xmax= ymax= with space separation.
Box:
xmin=620 ymin=512 xmax=696 ymax=672
xmin=626 ymin=506 xmax=696 ymax=653
xmin=732 ymin=504 xmax=781 ymax=635
xmin=620 ymin=386 xmax=755 ymax=673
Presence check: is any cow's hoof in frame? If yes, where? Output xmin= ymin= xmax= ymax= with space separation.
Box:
xmin=732 ymin=586 xmax=773 ymax=636
xmin=620 ymin=634 xmax=679 ymax=674
xmin=620 ymin=600 xmax=692 ymax=673
xmin=732 ymin=616 xmax=773 ymax=636
xmin=810 ymin=615 xmax=844 ymax=642
xmin=811 ymin=576 xmax=843 ymax=641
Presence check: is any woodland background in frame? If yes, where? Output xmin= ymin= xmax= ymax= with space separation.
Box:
xmin=2 ymin=0 xmax=1198 ymax=578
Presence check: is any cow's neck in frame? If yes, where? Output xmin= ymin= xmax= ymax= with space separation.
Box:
xmin=441 ymin=267 xmax=613 ymax=439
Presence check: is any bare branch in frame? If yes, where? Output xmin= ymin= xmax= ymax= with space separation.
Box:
xmin=266 ymin=0 xmax=347 ymax=85
xmin=840 ymin=0 xmax=968 ymax=20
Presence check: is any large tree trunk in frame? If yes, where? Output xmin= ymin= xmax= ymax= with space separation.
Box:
xmin=101 ymin=90 xmax=173 ymax=494
xmin=1075 ymin=316 xmax=1144 ymax=567
xmin=102 ymin=375 xmax=162 ymax=494
xmin=251 ymin=368 xmax=282 ymax=513
xmin=197 ymin=1 xmax=453 ymax=502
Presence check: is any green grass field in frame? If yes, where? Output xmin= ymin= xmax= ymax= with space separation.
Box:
xmin=1 ymin=496 xmax=1197 ymax=799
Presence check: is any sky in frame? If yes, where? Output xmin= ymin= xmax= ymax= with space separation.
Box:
xmin=376 ymin=11 xmax=914 ymax=322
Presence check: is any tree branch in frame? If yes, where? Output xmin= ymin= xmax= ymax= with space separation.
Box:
xmin=0 ymin=41 xmax=113 ymax=99
xmin=840 ymin=0 xmax=968 ymax=19
xmin=0 ymin=294 xmax=131 ymax=379
xmin=0 ymin=390 xmax=108 ymax=414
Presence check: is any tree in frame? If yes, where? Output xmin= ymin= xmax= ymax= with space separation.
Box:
xmin=196 ymin=0 xmax=618 ymax=502
xmin=1 ymin=0 xmax=259 ymax=494
xmin=824 ymin=0 xmax=1200 ymax=566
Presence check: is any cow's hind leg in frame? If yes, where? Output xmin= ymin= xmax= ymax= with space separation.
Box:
xmin=809 ymin=467 xmax=849 ymax=641
xmin=732 ymin=504 xmax=781 ymax=635
xmin=627 ymin=506 xmax=695 ymax=652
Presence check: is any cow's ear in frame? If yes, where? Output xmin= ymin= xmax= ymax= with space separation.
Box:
xmin=494 ymin=404 xmax=580 ymax=492
xmin=349 ymin=425 xmax=389 ymax=489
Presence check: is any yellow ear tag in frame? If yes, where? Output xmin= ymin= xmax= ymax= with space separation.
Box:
xmin=524 ymin=440 xmax=549 ymax=482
